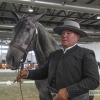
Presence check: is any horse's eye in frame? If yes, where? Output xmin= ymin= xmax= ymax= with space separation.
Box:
xmin=25 ymin=27 xmax=30 ymax=32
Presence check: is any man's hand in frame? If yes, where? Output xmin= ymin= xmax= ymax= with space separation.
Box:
xmin=54 ymin=88 xmax=69 ymax=100
xmin=14 ymin=70 xmax=28 ymax=83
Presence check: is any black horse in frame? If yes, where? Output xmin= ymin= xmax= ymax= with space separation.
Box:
xmin=6 ymin=10 xmax=60 ymax=100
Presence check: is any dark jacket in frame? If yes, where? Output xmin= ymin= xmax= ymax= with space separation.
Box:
xmin=27 ymin=45 xmax=99 ymax=99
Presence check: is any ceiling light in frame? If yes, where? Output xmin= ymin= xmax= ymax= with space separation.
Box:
xmin=28 ymin=6 xmax=33 ymax=12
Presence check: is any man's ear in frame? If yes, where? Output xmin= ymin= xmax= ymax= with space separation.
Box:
xmin=78 ymin=34 xmax=80 ymax=38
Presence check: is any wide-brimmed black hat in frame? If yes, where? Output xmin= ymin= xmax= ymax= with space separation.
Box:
xmin=53 ymin=20 xmax=88 ymax=38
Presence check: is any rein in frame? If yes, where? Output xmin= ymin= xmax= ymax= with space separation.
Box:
xmin=18 ymin=62 xmax=24 ymax=100
xmin=9 ymin=25 xmax=38 ymax=100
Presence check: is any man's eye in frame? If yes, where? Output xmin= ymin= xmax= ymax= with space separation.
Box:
xmin=67 ymin=32 xmax=71 ymax=34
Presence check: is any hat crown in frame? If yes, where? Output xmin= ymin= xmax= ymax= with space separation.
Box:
xmin=64 ymin=20 xmax=80 ymax=29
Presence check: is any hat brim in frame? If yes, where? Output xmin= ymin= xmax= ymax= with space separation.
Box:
xmin=53 ymin=25 xmax=88 ymax=38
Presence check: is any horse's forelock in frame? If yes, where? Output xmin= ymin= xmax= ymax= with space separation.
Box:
xmin=13 ymin=18 xmax=30 ymax=34
xmin=14 ymin=19 xmax=23 ymax=32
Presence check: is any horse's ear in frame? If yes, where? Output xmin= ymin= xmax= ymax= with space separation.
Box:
xmin=33 ymin=10 xmax=47 ymax=22
xmin=11 ymin=10 xmax=21 ymax=23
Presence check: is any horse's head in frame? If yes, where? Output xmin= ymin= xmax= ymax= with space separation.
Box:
xmin=6 ymin=10 xmax=46 ymax=69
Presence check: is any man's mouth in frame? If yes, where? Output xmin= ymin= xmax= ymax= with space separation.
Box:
xmin=62 ymin=40 xmax=67 ymax=41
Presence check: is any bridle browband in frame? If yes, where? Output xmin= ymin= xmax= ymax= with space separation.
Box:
xmin=10 ymin=25 xmax=38 ymax=62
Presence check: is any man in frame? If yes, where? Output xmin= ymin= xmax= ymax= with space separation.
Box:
xmin=15 ymin=20 xmax=99 ymax=100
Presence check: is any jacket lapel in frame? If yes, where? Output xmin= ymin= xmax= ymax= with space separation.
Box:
xmin=64 ymin=45 xmax=79 ymax=57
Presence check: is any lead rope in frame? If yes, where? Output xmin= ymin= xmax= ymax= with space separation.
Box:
xmin=18 ymin=62 xmax=24 ymax=100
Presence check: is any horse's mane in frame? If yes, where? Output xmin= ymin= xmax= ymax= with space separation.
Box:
xmin=36 ymin=22 xmax=59 ymax=48
xmin=34 ymin=22 xmax=60 ymax=66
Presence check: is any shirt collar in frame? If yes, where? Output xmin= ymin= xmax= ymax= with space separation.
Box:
xmin=62 ymin=44 xmax=77 ymax=53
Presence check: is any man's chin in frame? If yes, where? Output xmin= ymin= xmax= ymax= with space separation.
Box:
xmin=62 ymin=43 xmax=69 ymax=47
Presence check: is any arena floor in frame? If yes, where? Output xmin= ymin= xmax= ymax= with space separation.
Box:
xmin=0 ymin=70 xmax=100 ymax=100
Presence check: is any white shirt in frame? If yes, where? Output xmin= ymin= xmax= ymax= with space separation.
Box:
xmin=62 ymin=44 xmax=77 ymax=53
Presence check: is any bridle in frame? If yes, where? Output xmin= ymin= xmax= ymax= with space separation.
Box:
xmin=9 ymin=24 xmax=38 ymax=100
xmin=10 ymin=26 xmax=38 ymax=62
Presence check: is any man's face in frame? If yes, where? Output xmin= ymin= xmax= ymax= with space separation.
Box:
xmin=61 ymin=30 xmax=80 ymax=49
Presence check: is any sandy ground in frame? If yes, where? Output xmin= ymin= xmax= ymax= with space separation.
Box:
xmin=0 ymin=72 xmax=100 ymax=100
xmin=0 ymin=84 xmax=39 ymax=100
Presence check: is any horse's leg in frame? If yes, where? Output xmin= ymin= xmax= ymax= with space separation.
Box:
xmin=35 ymin=79 xmax=52 ymax=100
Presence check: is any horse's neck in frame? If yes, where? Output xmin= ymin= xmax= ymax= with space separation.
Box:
xmin=34 ymin=23 xmax=60 ymax=67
